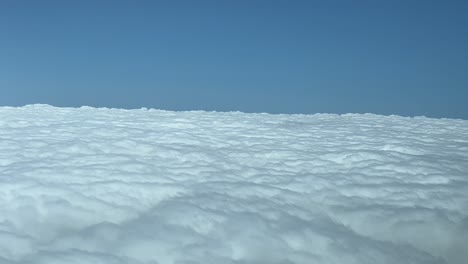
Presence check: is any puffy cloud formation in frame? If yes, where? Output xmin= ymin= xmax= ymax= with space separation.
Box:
xmin=0 ymin=104 xmax=467 ymax=264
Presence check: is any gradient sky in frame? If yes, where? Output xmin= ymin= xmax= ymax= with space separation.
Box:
xmin=1 ymin=0 xmax=467 ymax=118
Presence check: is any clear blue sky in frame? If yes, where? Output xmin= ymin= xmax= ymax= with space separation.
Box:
xmin=1 ymin=1 xmax=467 ymax=118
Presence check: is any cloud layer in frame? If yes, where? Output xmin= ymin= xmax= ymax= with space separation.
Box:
xmin=0 ymin=105 xmax=467 ymax=264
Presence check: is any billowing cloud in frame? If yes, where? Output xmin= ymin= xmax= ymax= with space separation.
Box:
xmin=0 ymin=105 xmax=467 ymax=264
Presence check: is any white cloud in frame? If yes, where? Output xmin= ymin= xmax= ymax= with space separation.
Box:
xmin=0 ymin=105 xmax=467 ymax=263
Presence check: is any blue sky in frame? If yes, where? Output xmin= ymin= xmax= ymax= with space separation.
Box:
xmin=1 ymin=0 xmax=467 ymax=118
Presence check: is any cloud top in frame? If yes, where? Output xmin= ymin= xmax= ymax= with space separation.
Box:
xmin=0 ymin=105 xmax=467 ymax=264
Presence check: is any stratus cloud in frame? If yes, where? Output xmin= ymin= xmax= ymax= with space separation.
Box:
xmin=0 ymin=104 xmax=467 ymax=264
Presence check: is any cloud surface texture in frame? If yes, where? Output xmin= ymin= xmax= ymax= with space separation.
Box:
xmin=0 ymin=105 xmax=467 ymax=264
